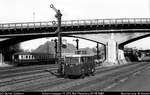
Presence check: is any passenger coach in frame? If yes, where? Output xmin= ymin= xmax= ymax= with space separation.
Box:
xmin=12 ymin=52 xmax=55 ymax=65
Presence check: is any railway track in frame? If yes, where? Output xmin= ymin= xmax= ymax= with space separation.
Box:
xmin=45 ymin=62 xmax=149 ymax=91
xmin=0 ymin=64 xmax=57 ymax=90
xmin=0 ymin=64 xmax=56 ymax=73
xmin=74 ymin=62 xmax=149 ymax=91
xmin=34 ymin=62 xmax=150 ymax=91
xmin=0 ymin=64 xmax=57 ymax=78
xmin=0 ymin=62 xmax=149 ymax=91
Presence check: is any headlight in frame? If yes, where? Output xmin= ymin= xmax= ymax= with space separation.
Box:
xmin=70 ymin=64 xmax=73 ymax=67
xmin=65 ymin=63 xmax=68 ymax=65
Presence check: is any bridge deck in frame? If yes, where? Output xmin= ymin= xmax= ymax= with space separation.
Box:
xmin=0 ymin=18 xmax=150 ymax=35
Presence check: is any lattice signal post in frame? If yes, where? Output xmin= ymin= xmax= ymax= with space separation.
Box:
xmin=50 ymin=4 xmax=63 ymax=74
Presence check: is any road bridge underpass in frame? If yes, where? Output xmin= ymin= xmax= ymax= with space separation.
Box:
xmin=0 ymin=18 xmax=150 ymax=66
xmin=0 ymin=35 xmax=106 ymax=65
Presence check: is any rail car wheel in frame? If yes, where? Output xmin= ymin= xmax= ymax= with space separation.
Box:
xmin=64 ymin=74 xmax=68 ymax=78
xmin=81 ymin=69 xmax=85 ymax=78
xmin=91 ymin=68 xmax=95 ymax=76
xmin=81 ymin=74 xmax=85 ymax=78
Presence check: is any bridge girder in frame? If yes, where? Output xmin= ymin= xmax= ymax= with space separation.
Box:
xmin=0 ymin=34 xmax=105 ymax=49
xmin=0 ymin=18 xmax=150 ymax=49
xmin=0 ymin=31 xmax=149 ymax=49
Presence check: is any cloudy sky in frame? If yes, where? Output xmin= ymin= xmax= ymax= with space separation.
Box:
xmin=0 ymin=0 xmax=150 ymax=50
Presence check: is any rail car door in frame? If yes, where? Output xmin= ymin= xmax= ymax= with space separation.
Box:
xmin=80 ymin=56 xmax=95 ymax=76
xmin=63 ymin=55 xmax=96 ymax=77
xmin=63 ymin=56 xmax=83 ymax=76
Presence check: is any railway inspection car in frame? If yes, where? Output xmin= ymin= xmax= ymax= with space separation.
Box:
xmin=63 ymin=54 xmax=96 ymax=78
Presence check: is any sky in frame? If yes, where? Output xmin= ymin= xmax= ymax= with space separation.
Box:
xmin=20 ymin=37 xmax=98 ymax=51
xmin=0 ymin=0 xmax=150 ymax=50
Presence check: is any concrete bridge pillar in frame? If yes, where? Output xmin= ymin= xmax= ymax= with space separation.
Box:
xmin=0 ymin=53 xmax=4 ymax=66
xmin=103 ymin=33 xmax=127 ymax=66
xmin=105 ymin=37 xmax=118 ymax=66
xmin=118 ymin=49 xmax=127 ymax=64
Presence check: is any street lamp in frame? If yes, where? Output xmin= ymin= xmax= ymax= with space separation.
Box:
xmin=73 ymin=39 xmax=79 ymax=50
xmin=50 ymin=4 xmax=63 ymax=74
xmin=33 ymin=12 xmax=35 ymax=22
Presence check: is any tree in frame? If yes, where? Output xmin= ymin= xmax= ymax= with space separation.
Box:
xmin=2 ymin=44 xmax=22 ymax=61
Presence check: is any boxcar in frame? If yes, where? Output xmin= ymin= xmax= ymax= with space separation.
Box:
xmin=63 ymin=54 xmax=96 ymax=78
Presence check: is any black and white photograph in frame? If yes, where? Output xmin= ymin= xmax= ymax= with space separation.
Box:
xmin=0 ymin=0 xmax=150 ymax=93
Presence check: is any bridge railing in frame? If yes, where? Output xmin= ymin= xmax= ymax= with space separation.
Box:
xmin=1 ymin=18 xmax=150 ymax=30
xmin=0 ymin=21 xmax=55 ymax=29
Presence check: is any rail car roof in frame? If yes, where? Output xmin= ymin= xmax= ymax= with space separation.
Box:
xmin=13 ymin=52 xmax=54 ymax=55
xmin=65 ymin=54 xmax=95 ymax=57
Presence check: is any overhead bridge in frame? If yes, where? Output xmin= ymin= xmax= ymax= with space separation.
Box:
xmin=0 ymin=18 xmax=150 ymax=66
xmin=0 ymin=18 xmax=150 ymax=37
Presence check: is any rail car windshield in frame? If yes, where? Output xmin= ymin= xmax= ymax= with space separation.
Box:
xmin=65 ymin=57 xmax=80 ymax=64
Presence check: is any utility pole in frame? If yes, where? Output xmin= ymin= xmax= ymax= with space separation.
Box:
xmin=48 ymin=43 xmax=49 ymax=54
xmin=96 ymin=42 xmax=99 ymax=59
xmin=50 ymin=4 xmax=63 ymax=74
xmin=46 ymin=38 xmax=50 ymax=54
xmin=76 ymin=39 xmax=79 ymax=50
xmin=73 ymin=39 xmax=79 ymax=50
xmin=33 ymin=12 xmax=35 ymax=22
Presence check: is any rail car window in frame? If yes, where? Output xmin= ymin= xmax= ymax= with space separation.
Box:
xmin=65 ymin=57 xmax=79 ymax=64
xmin=19 ymin=55 xmax=21 ymax=60
xmin=13 ymin=55 xmax=18 ymax=60
xmin=29 ymin=55 xmax=32 ymax=59
xmin=71 ymin=57 xmax=79 ymax=64
xmin=22 ymin=55 xmax=24 ymax=59
xmin=65 ymin=57 xmax=71 ymax=63
xmin=23 ymin=55 xmax=25 ymax=59
xmin=38 ymin=56 xmax=41 ymax=59
xmin=41 ymin=55 xmax=44 ymax=60
xmin=81 ymin=57 xmax=87 ymax=63
xmin=27 ymin=55 xmax=29 ymax=59
xmin=39 ymin=56 xmax=41 ymax=59
xmin=21 ymin=55 xmax=24 ymax=59
xmin=19 ymin=55 xmax=22 ymax=60
xmin=32 ymin=55 xmax=35 ymax=59
xmin=24 ymin=55 xmax=26 ymax=59
xmin=19 ymin=55 xmax=21 ymax=59
xmin=87 ymin=57 xmax=93 ymax=62
xmin=30 ymin=55 xmax=33 ymax=59
xmin=36 ymin=55 xmax=39 ymax=59
xmin=31 ymin=55 xmax=32 ymax=59
xmin=25 ymin=55 xmax=27 ymax=59
xmin=28 ymin=55 xmax=30 ymax=59
xmin=26 ymin=55 xmax=28 ymax=59
xmin=81 ymin=57 xmax=84 ymax=62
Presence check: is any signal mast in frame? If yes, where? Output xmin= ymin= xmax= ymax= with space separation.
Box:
xmin=50 ymin=4 xmax=63 ymax=74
